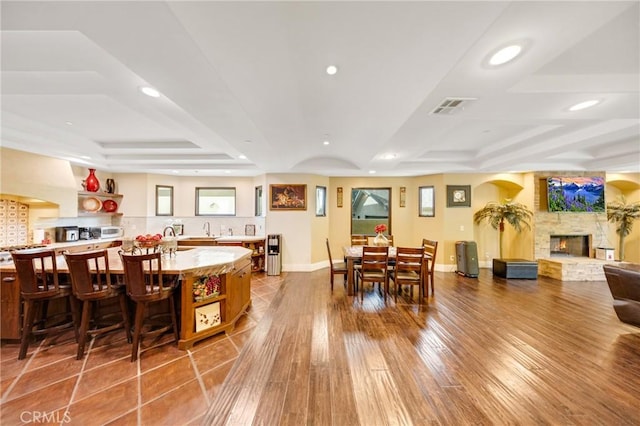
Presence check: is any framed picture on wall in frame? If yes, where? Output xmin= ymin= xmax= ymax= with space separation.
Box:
xmin=270 ymin=184 xmax=307 ymax=210
xmin=419 ymin=186 xmax=435 ymax=217
xmin=447 ymin=185 xmax=471 ymax=207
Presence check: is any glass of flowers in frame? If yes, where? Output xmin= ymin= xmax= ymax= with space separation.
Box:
xmin=373 ymin=223 xmax=389 ymax=246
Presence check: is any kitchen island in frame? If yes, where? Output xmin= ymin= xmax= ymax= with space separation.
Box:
xmin=0 ymin=246 xmax=253 ymax=349
xmin=177 ymin=235 xmax=266 ymax=272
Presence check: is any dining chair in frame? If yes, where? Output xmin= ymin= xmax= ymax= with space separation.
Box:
xmin=11 ymin=249 xmax=78 ymax=360
xmin=64 ymin=250 xmax=132 ymax=360
xmin=120 ymin=251 xmax=179 ymax=361
xmin=350 ymin=234 xmax=368 ymax=246
xmin=325 ymin=238 xmax=348 ymax=291
xmin=422 ymin=239 xmax=439 ymax=297
xmin=356 ymin=246 xmax=389 ymax=302
xmin=388 ymin=247 xmax=424 ymax=303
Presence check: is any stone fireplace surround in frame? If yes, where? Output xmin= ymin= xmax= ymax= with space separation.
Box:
xmin=533 ymin=171 xmax=608 ymax=259
xmin=533 ymin=171 xmax=614 ymax=281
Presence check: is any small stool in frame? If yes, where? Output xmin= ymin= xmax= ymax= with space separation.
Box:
xmin=493 ymin=259 xmax=538 ymax=279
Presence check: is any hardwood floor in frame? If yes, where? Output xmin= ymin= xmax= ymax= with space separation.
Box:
xmin=205 ymin=269 xmax=640 ymax=425
xmin=2 ymin=268 xmax=639 ymax=425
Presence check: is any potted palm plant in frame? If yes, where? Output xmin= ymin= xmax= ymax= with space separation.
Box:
xmin=607 ymin=196 xmax=640 ymax=261
xmin=473 ymin=199 xmax=533 ymax=259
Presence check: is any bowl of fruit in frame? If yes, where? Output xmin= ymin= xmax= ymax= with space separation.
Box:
xmin=135 ymin=233 xmax=163 ymax=249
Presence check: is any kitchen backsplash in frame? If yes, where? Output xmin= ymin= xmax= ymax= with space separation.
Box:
xmin=121 ymin=216 xmax=266 ymax=238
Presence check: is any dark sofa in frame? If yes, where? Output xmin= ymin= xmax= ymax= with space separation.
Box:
xmin=603 ymin=263 xmax=640 ymax=327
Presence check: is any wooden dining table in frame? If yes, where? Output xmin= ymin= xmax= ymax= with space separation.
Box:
xmin=342 ymin=245 xmax=432 ymax=297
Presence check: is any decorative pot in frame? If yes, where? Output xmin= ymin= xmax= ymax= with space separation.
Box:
xmin=105 ymin=178 xmax=115 ymax=194
xmin=102 ymin=199 xmax=118 ymax=213
xmin=85 ymin=168 xmax=100 ymax=192
xmin=373 ymin=232 xmax=389 ymax=246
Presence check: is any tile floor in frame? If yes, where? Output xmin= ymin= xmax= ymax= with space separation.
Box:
xmin=0 ymin=272 xmax=284 ymax=426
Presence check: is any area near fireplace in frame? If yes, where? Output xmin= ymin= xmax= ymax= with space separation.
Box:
xmin=533 ymin=171 xmax=616 ymax=281
xmin=549 ymin=234 xmax=591 ymax=257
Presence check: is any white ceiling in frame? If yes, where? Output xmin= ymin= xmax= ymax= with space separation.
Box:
xmin=1 ymin=1 xmax=639 ymax=177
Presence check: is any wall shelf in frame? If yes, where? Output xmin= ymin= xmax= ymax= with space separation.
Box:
xmin=78 ymin=191 xmax=123 ymax=217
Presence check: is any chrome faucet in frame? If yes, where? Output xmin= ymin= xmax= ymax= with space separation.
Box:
xmin=163 ymin=226 xmax=176 ymax=237
xmin=203 ymin=222 xmax=211 ymax=237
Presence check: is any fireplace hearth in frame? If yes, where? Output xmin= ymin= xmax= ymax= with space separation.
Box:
xmin=550 ymin=235 xmax=590 ymax=257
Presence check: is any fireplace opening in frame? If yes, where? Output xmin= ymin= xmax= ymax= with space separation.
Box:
xmin=550 ymin=235 xmax=590 ymax=257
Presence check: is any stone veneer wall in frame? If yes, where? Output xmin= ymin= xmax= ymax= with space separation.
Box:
xmin=533 ymin=171 xmax=608 ymax=260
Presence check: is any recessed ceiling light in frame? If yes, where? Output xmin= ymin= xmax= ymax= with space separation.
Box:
xmin=382 ymin=153 xmax=396 ymax=160
xmin=139 ymin=86 xmax=160 ymax=98
xmin=172 ymin=170 xmax=179 ymax=174
xmin=224 ymin=170 xmax=231 ymax=174
xmin=368 ymin=170 xmax=376 ymax=174
xmin=238 ymin=154 xmax=247 ymax=159
xmin=569 ymin=99 xmax=600 ymax=112
xmin=489 ymin=44 xmax=522 ymax=66
xmin=326 ymin=65 xmax=338 ymax=75
xmin=323 ymin=140 xmax=330 ymax=146
xmin=65 ymin=121 xmax=73 ymax=126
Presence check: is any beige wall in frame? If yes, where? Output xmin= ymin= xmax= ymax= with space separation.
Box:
xmin=3 ymin=148 xmax=638 ymax=267
xmin=0 ymin=148 xmax=77 ymax=217
xmin=605 ymin=173 xmax=640 ymax=261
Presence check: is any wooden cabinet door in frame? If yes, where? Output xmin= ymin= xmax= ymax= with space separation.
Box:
xmin=226 ymin=259 xmax=250 ymax=321
xmin=1 ymin=271 xmax=21 ymax=339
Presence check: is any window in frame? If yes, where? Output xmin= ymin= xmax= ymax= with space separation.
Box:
xmin=196 ymin=187 xmax=236 ymax=216
xmin=351 ymin=188 xmax=391 ymax=235
xmin=316 ymin=186 xmax=327 ymax=216
xmin=155 ymin=185 xmax=173 ymax=216
xmin=255 ymin=186 xmax=263 ymax=216
xmin=419 ymin=186 xmax=435 ymax=217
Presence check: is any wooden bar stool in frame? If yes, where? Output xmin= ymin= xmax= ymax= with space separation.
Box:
xmin=64 ymin=250 xmax=132 ymax=360
xmin=120 ymin=251 xmax=179 ymax=362
xmin=11 ymin=249 xmax=78 ymax=360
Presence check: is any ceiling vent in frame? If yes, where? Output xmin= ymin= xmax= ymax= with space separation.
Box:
xmin=431 ymin=97 xmax=477 ymax=115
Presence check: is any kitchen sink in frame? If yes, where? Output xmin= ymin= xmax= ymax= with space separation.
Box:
xmin=177 ymin=237 xmax=218 ymax=246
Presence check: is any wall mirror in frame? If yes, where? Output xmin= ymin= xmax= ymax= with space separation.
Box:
xmin=155 ymin=185 xmax=174 ymax=216
xmin=196 ymin=187 xmax=236 ymax=216
xmin=351 ymin=188 xmax=391 ymax=235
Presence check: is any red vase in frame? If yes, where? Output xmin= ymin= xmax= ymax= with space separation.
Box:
xmin=85 ymin=168 xmax=100 ymax=192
